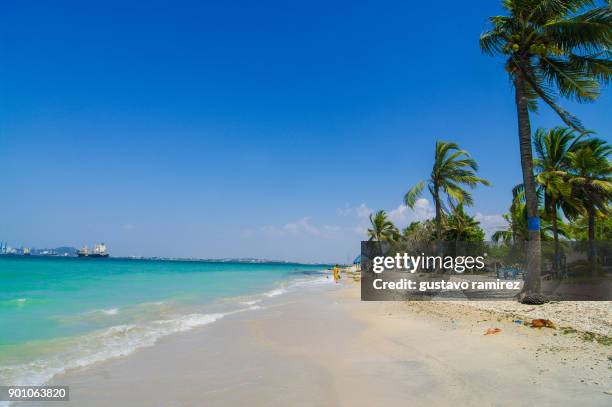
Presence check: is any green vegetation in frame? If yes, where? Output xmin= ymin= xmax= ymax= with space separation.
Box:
xmin=497 ymin=130 xmax=611 ymax=244
xmin=401 ymin=211 xmax=487 ymax=243
xmin=492 ymin=190 xmax=571 ymax=243
xmin=365 ymin=2 xmax=609 ymax=290
xmin=369 ymin=133 xmax=609 ymax=250
xmin=443 ymin=205 xmax=486 ymax=242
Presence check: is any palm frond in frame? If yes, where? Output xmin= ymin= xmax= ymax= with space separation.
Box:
xmin=567 ymin=52 xmax=612 ymax=84
xmin=544 ymin=6 xmax=612 ymax=53
xmin=404 ymin=180 xmax=427 ymax=208
xmin=541 ymin=56 xmax=602 ymax=101
xmin=519 ymin=64 xmax=587 ymax=131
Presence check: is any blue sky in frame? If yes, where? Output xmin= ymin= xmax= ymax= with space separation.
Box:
xmin=0 ymin=0 xmax=609 ymax=263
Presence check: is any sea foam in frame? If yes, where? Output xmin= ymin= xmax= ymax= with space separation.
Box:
xmin=0 ymin=312 xmax=225 ymax=389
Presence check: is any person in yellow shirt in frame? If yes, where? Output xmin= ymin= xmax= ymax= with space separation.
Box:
xmin=332 ymin=265 xmax=340 ymax=283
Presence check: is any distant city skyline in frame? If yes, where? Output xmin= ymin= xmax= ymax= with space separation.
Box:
xmin=1 ymin=1 xmax=609 ymax=263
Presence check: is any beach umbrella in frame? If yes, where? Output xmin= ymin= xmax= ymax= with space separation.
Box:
xmin=353 ymin=255 xmax=361 ymax=265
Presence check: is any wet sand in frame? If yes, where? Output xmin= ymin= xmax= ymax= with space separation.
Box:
xmin=29 ymin=279 xmax=612 ymax=406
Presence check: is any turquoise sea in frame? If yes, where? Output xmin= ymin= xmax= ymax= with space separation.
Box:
xmin=0 ymin=256 xmax=329 ymax=386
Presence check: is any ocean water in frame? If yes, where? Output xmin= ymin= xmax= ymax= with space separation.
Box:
xmin=0 ymin=256 xmax=329 ymax=387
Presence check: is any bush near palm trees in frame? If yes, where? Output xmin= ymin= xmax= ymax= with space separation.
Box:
xmin=402 ymin=212 xmax=485 ymax=242
xmin=480 ymin=0 xmax=611 ymax=292
xmin=402 ymin=220 xmax=437 ymax=242
xmin=404 ymin=141 xmax=490 ymax=239
xmin=443 ymin=205 xmax=486 ymax=242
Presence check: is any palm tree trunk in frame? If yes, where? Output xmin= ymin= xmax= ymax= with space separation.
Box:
xmin=434 ymin=188 xmax=442 ymax=240
xmin=550 ymin=199 xmax=559 ymax=272
xmin=588 ymin=205 xmax=596 ymax=274
xmin=588 ymin=205 xmax=595 ymax=242
xmin=433 ymin=188 xmax=443 ymax=273
xmin=515 ymin=79 xmax=541 ymax=294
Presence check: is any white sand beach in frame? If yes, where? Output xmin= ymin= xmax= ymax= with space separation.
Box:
xmin=28 ymin=277 xmax=612 ymax=407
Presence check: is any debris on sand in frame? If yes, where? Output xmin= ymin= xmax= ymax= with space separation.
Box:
xmin=531 ymin=319 xmax=556 ymax=329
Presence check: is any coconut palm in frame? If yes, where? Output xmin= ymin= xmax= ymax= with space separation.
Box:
xmin=367 ymin=210 xmax=400 ymax=242
xmin=404 ymin=141 xmax=490 ymax=239
xmin=533 ymin=127 xmax=584 ymax=264
xmin=480 ymin=0 xmax=611 ymax=292
xmin=567 ymin=137 xmax=612 ymax=265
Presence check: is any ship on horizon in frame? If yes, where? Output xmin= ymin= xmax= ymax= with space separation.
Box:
xmin=77 ymin=243 xmax=109 ymax=258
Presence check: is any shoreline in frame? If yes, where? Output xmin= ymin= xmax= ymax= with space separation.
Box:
xmin=0 ymin=270 xmax=332 ymax=391
xmin=17 ymin=276 xmax=610 ymax=406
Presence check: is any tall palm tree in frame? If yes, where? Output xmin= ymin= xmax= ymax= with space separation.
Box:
xmin=367 ymin=210 xmax=399 ymax=242
xmin=480 ymin=0 xmax=611 ymax=292
xmin=567 ymin=137 xmax=612 ymax=264
xmin=533 ymin=127 xmax=584 ymax=263
xmin=405 ymin=141 xmax=490 ymax=239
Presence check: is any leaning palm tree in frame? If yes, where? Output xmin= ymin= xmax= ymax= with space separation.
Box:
xmin=405 ymin=141 xmax=490 ymax=239
xmin=367 ymin=210 xmax=400 ymax=242
xmin=480 ymin=0 xmax=611 ymax=292
xmin=533 ymin=127 xmax=584 ymax=264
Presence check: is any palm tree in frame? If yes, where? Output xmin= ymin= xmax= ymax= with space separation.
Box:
xmin=567 ymin=137 xmax=612 ymax=265
xmin=480 ymin=0 xmax=611 ymax=292
xmin=405 ymin=141 xmax=490 ymax=239
xmin=367 ymin=210 xmax=399 ymax=242
xmin=533 ymin=127 xmax=584 ymax=264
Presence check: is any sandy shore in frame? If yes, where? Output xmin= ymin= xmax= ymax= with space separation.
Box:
xmin=27 ymin=278 xmax=612 ymax=406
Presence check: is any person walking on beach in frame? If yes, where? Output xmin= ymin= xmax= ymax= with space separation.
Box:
xmin=332 ymin=265 xmax=340 ymax=283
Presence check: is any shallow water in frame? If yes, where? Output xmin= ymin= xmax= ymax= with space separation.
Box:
xmin=0 ymin=256 xmax=328 ymax=386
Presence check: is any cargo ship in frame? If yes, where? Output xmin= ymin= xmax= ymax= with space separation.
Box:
xmin=77 ymin=243 xmax=109 ymax=258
